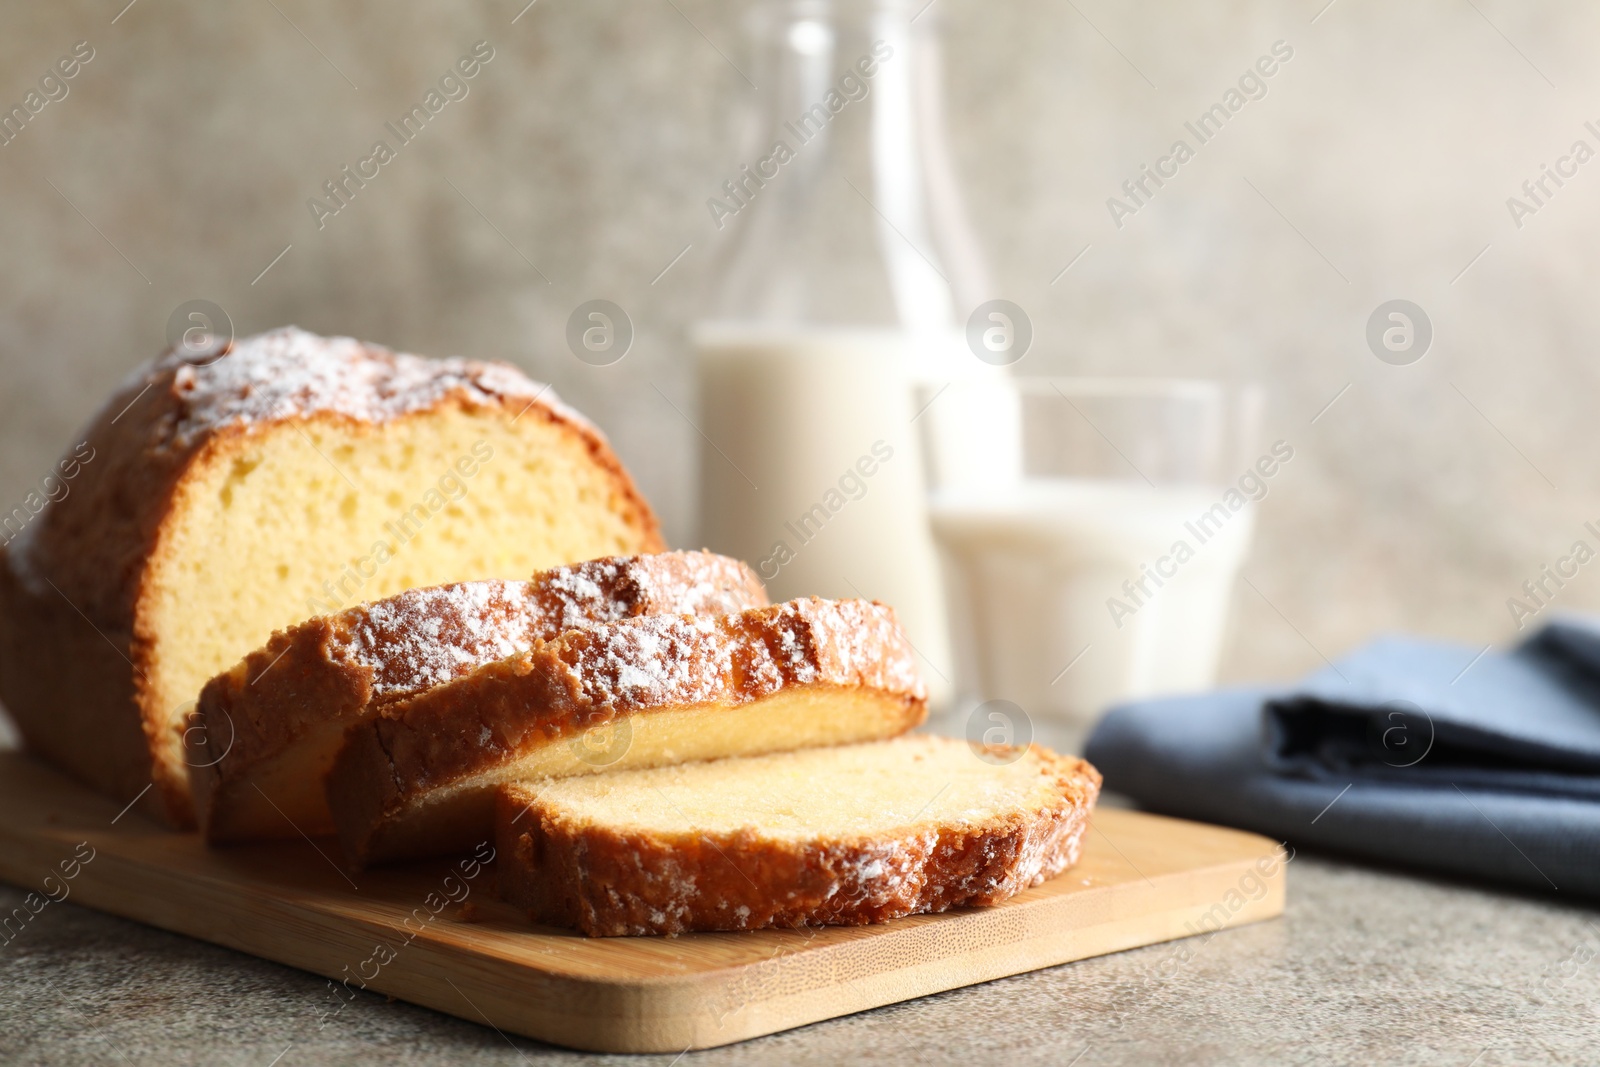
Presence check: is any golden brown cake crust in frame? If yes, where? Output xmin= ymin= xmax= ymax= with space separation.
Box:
xmin=0 ymin=327 xmax=663 ymax=826
xmin=496 ymin=744 xmax=1103 ymax=936
xmin=190 ymin=552 xmax=767 ymax=840
xmin=327 ymin=597 xmax=928 ymax=867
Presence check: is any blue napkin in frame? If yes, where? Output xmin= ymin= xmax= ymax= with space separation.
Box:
xmin=1085 ymin=617 xmax=1600 ymax=896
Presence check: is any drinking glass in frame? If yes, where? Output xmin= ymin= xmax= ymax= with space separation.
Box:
xmin=921 ymin=378 xmax=1266 ymax=751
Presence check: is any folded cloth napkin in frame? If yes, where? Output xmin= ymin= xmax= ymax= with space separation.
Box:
xmin=1085 ymin=616 xmax=1600 ymax=896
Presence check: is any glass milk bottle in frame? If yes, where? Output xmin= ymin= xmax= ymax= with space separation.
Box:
xmin=696 ymin=0 xmax=997 ymax=706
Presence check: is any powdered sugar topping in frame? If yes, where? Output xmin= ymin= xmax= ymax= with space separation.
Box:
xmin=331 ymin=552 xmax=768 ymax=701
xmin=342 ymin=580 xmax=541 ymax=699
xmin=559 ymin=597 xmax=926 ymax=711
xmin=146 ymin=326 xmax=578 ymax=447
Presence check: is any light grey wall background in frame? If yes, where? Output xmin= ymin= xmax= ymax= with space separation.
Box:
xmin=2 ymin=0 xmax=1597 ymax=693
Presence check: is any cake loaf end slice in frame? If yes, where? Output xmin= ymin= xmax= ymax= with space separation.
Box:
xmin=495 ymin=735 xmax=1102 ymax=936
xmin=327 ymin=597 xmax=927 ymax=867
xmin=0 ymin=326 xmax=665 ymax=827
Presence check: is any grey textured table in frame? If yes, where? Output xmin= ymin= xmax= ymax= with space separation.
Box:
xmin=2 ymin=836 xmax=1597 ymax=1066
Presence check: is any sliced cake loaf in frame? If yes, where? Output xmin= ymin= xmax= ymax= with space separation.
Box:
xmin=326 ymin=597 xmax=927 ymax=867
xmin=495 ymin=735 xmax=1102 ymax=936
xmin=0 ymin=327 xmax=663 ymax=827
xmin=188 ymin=551 xmax=767 ymax=842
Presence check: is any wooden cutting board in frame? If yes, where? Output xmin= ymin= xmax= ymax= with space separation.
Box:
xmin=0 ymin=752 xmax=1285 ymax=1053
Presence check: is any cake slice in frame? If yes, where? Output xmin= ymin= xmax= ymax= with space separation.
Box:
xmin=326 ymin=597 xmax=927 ymax=867
xmin=496 ymin=735 xmax=1102 ymax=936
xmin=187 ymin=551 xmax=766 ymax=842
xmin=0 ymin=327 xmax=663 ymax=827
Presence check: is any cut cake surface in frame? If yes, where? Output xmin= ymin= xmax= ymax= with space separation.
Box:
xmin=189 ymin=551 xmax=766 ymax=840
xmin=496 ymin=735 xmax=1103 ymax=936
xmin=326 ymin=597 xmax=928 ymax=867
